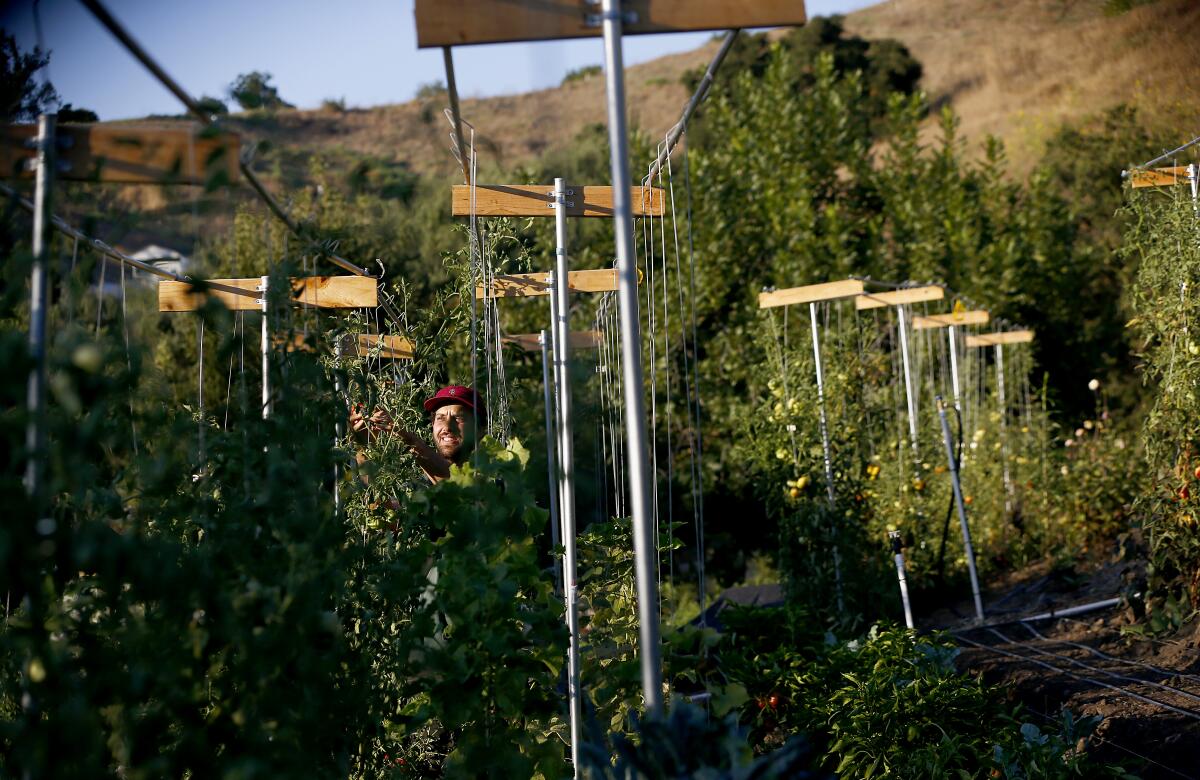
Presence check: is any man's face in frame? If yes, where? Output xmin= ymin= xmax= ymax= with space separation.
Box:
xmin=431 ymin=402 xmax=477 ymax=462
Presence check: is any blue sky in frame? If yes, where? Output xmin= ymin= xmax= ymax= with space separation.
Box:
xmin=2 ymin=0 xmax=878 ymax=121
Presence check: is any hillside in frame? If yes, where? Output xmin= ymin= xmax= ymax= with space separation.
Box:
xmin=845 ymin=0 xmax=1200 ymax=169
xmin=238 ymin=0 xmax=1199 ymax=180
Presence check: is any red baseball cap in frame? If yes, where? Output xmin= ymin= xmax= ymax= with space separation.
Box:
xmin=423 ymin=385 xmax=485 ymax=417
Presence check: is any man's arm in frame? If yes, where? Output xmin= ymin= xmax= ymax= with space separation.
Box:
xmin=349 ymin=407 xmax=452 ymax=485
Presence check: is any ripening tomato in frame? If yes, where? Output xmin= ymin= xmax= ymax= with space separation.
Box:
xmin=789 ymin=487 xmax=800 ymax=499
xmin=963 ymin=495 xmax=974 ymax=505
xmin=1193 ymin=464 xmax=1200 ymax=481
xmin=1179 ymin=485 xmax=1191 ymax=502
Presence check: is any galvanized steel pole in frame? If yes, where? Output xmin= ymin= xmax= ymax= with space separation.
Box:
xmin=260 ymin=275 xmax=270 ymax=420
xmin=995 ymin=344 xmax=1012 ymax=514
xmin=888 ymin=531 xmax=915 ymax=629
xmin=551 ymin=178 xmax=583 ymax=773
xmin=937 ymin=396 xmax=984 ymax=622
xmin=809 ymin=302 xmax=843 ymax=613
xmin=24 ymin=114 xmax=55 ymax=510
xmin=600 ymin=0 xmax=663 ymax=715
xmin=539 ymin=330 xmax=563 ymax=593
xmin=896 ymin=305 xmax=920 ymax=456
xmin=947 ymin=325 xmax=962 ymax=413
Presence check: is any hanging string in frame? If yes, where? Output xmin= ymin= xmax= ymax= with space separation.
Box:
xmin=679 ymin=133 xmax=707 ymax=614
xmin=198 ymin=318 xmax=205 ymax=465
xmin=655 ymin=149 xmax=676 ymax=586
xmin=119 ymin=260 xmax=138 ymax=455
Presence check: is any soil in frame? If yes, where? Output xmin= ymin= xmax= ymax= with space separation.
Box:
xmin=931 ymin=554 xmax=1200 ymax=777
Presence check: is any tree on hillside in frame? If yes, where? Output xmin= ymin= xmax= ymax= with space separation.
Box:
xmin=195 ymin=94 xmax=229 ymax=117
xmin=684 ymin=16 xmax=922 ymax=126
xmin=57 ymin=103 xmax=98 ymax=123
xmin=0 ymin=31 xmax=58 ymax=122
xmin=228 ymin=71 xmax=293 ymax=111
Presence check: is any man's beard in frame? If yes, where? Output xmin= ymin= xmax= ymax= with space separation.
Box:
xmin=437 ymin=439 xmax=465 ymax=462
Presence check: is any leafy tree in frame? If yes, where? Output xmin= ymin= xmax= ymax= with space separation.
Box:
xmin=195 ymin=94 xmax=229 ymax=117
xmin=0 ymin=30 xmax=58 ymax=121
xmin=415 ymin=79 xmax=446 ymax=100
xmin=228 ymin=70 xmax=293 ymax=111
xmin=57 ymin=103 xmax=98 ymax=123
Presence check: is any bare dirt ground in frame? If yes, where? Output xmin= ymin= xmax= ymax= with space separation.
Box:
xmin=935 ymin=556 xmax=1200 ymax=777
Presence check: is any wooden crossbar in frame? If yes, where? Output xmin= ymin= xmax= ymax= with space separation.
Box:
xmin=477 ymin=268 xmax=633 ymax=299
xmin=415 ymin=0 xmax=808 ymax=48
xmin=965 ymin=330 xmax=1034 ymax=347
xmin=452 ymin=184 xmax=664 ymax=217
xmin=502 ymin=331 xmax=602 ymax=351
xmin=911 ymin=310 xmax=990 ymax=330
xmin=1129 ymin=166 xmax=1193 ymax=189
xmin=855 ymin=286 xmax=944 ymax=310
xmin=278 ymin=333 xmax=415 ymax=360
xmin=159 ymin=276 xmax=377 ymax=312
xmin=0 ymin=123 xmax=239 ymax=184
xmin=758 ymin=279 xmax=864 ymax=309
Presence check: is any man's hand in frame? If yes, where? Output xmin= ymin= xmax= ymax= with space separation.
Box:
xmin=349 ymin=406 xmax=394 ymax=443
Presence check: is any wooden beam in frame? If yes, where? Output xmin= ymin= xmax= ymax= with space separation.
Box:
xmin=758 ymin=279 xmax=864 ymax=309
xmin=1129 ymin=166 xmax=1192 ymax=189
xmin=477 ymin=268 xmax=634 ymax=299
xmin=159 ymin=276 xmax=377 ymax=312
xmin=855 ymin=286 xmax=945 ymax=310
xmin=965 ymin=330 xmax=1035 ymax=347
xmin=0 ymin=123 xmax=239 ymax=184
xmin=452 ymin=184 xmax=664 ymax=217
xmin=416 ymin=0 xmax=807 ymax=47
xmin=502 ymin=331 xmax=602 ymax=351
xmin=911 ymin=310 xmax=990 ymax=330
xmin=280 ymin=333 xmax=415 ymax=360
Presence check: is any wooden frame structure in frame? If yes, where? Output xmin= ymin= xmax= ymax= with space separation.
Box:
xmin=503 ymin=331 xmax=601 ymax=351
xmin=965 ymin=330 xmax=1034 ymax=347
xmin=757 ymin=279 xmax=864 ymax=309
xmin=1 ymin=123 xmax=238 ymax=185
xmin=278 ymin=333 xmax=416 ymax=360
xmin=477 ymin=268 xmax=634 ymax=299
xmin=159 ymin=276 xmax=378 ymax=312
xmin=414 ymin=0 xmax=807 ymax=47
xmin=855 ymin=285 xmax=945 ymax=310
xmin=452 ymin=184 xmax=664 ymax=218
xmin=912 ymin=310 xmax=989 ymax=330
xmin=1128 ymin=165 xmax=1195 ymax=189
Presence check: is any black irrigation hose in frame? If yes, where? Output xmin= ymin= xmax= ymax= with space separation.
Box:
xmin=952 ymin=631 xmax=1200 ymax=722
xmin=1018 ymin=622 xmax=1200 ymax=687
xmin=935 ymin=404 xmax=964 ymax=581
xmin=986 ymin=628 xmax=1200 ymax=708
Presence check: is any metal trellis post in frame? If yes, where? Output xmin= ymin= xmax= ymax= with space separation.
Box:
xmin=600 ymin=0 xmax=663 ymax=715
xmin=551 ymin=178 xmax=583 ymax=774
xmin=24 ymin=113 xmax=55 ymax=511
xmin=995 ymin=343 xmax=1012 ymax=514
xmin=948 ymin=324 xmax=962 ymax=413
xmin=897 ymin=304 xmax=920 ymax=457
xmin=260 ymin=275 xmax=270 ymax=420
xmin=809 ymin=302 xmax=843 ymax=614
xmin=889 ymin=531 xmax=915 ymax=629
xmin=937 ymin=396 xmax=984 ymax=622
xmin=539 ymin=330 xmax=563 ymax=593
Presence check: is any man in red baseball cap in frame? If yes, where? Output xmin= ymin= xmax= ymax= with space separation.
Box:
xmin=351 ymin=385 xmax=486 ymax=485
xmin=421 ymin=384 xmax=485 ymax=467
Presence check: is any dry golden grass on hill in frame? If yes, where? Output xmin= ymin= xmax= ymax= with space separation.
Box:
xmin=114 ymin=0 xmax=1200 ymax=197
xmin=845 ymin=0 xmax=1200 ymax=170
xmin=256 ymin=41 xmax=717 ymax=180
